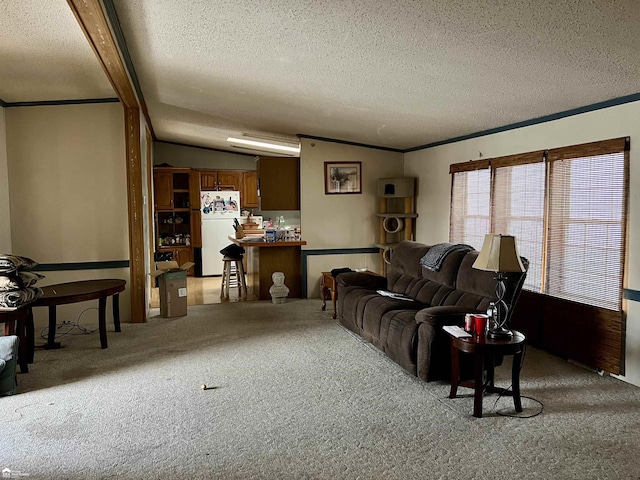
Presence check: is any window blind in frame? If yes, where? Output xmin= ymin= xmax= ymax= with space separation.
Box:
xmin=546 ymin=138 xmax=628 ymax=310
xmin=492 ymin=151 xmax=546 ymax=292
xmin=450 ymin=160 xmax=490 ymax=249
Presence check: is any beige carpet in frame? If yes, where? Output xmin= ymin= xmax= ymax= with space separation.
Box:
xmin=2 ymin=299 xmax=640 ymax=479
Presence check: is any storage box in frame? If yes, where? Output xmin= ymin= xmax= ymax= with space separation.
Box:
xmin=150 ymin=261 xmax=194 ymax=317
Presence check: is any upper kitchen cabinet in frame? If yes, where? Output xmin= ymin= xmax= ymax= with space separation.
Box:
xmin=200 ymin=170 xmax=242 ymax=191
xmin=198 ymin=169 xmax=258 ymax=209
xmin=242 ymin=171 xmax=259 ymax=209
xmin=257 ymin=157 xmax=300 ymax=210
xmin=217 ymin=171 xmax=242 ymax=190
xmin=153 ymin=168 xmax=192 ymax=210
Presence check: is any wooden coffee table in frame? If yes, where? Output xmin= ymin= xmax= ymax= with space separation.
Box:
xmin=34 ymin=279 xmax=126 ymax=349
xmin=447 ymin=329 xmax=526 ymax=418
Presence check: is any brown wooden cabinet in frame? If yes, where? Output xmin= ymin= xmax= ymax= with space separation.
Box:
xmin=200 ymin=172 xmax=217 ymax=190
xmin=257 ymin=157 xmax=300 ymax=210
xmin=153 ymin=170 xmax=174 ymax=210
xmin=198 ymin=169 xmax=258 ymax=210
xmin=200 ymin=170 xmax=242 ymax=191
xmin=243 ymin=171 xmax=259 ymax=208
xmin=153 ymin=167 xmax=195 ymax=275
xmin=217 ymin=171 xmax=242 ymax=190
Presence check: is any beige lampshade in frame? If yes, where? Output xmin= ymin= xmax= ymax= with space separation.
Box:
xmin=472 ymin=234 xmax=525 ymax=273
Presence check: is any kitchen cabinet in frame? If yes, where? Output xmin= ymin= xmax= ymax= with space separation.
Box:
xmin=153 ymin=171 xmax=173 ymax=210
xmin=190 ymin=210 xmax=202 ymax=248
xmin=217 ymin=171 xmax=242 ymax=190
xmin=153 ymin=168 xmax=191 ymax=210
xmin=200 ymin=170 xmax=241 ymax=191
xmin=153 ymin=167 xmax=195 ymax=275
xmin=257 ymin=156 xmax=300 ymax=210
xmin=198 ymin=169 xmax=258 ymax=209
xmin=242 ymin=171 xmax=259 ymax=208
xmin=174 ymin=247 xmax=193 ymax=267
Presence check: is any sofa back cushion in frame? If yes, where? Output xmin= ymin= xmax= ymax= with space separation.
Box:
xmin=387 ymin=241 xmax=467 ymax=306
xmin=440 ymin=251 xmax=529 ymax=317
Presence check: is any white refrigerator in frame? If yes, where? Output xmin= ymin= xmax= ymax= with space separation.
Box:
xmin=200 ymin=190 xmax=241 ymax=275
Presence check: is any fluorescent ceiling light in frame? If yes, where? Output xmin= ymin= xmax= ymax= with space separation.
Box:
xmin=227 ymin=137 xmax=300 ymax=154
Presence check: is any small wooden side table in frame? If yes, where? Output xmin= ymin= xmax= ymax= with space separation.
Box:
xmin=448 ymin=329 xmax=526 ymax=418
xmin=320 ymin=272 xmax=339 ymax=319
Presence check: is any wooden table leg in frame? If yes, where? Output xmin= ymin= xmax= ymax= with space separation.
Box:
xmin=331 ymin=286 xmax=338 ymax=320
xmin=512 ymin=349 xmax=523 ymax=412
xmin=449 ymin=341 xmax=460 ymax=399
xmin=98 ymin=296 xmax=108 ymax=349
xmin=473 ymin=350 xmax=485 ymax=418
xmin=15 ymin=313 xmax=28 ymax=374
xmin=26 ymin=307 xmax=35 ymax=364
xmin=44 ymin=305 xmax=61 ymax=349
xmin=321 ymin=279 xmax=328 ymax=311
xmin=113 ymin=293 xmax=121 ymax=332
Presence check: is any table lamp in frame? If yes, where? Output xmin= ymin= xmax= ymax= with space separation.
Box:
xmin=472 ymin=234 xmax=525 ymax=339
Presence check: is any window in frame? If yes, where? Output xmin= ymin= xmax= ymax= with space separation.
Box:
xmin=492 ymin=152 xmax=546 ymax=292
xmin=449 ymin=138 xmax=628 ymax=311
xmin=546 ymin=139 xmax=628 ymax=310
xmin=449 ymin=160 xmax=490 ymax=249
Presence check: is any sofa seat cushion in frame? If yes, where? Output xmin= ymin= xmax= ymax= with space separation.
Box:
xmin=361 ymin=296 xmax=423 ymax=348
xmin=381 ymin=310 xmax=420 ymax=375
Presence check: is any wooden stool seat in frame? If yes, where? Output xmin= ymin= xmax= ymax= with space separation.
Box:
xmin=221 ymin=256 xmax=247 ymax=299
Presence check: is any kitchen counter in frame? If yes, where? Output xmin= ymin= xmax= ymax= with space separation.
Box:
xmin=228 ymin=236 xmax=306 ymax=300
xmin=228 ymin=236 xmax=307 ymax=248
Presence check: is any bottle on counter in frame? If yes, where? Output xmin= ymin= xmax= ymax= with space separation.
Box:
xmin=278 ymin=214 xmax=285 ymax=229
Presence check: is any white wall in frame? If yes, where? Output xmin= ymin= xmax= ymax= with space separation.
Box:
xmin=404 ymin=100 xmax=640 ymax=387
xmin=300 ymin=138 xmax=403 ymax=297
xmin=0 ymin=107 xmax=11 ymax=253
xmin=6 ymin=103 xmax=129 ymax=329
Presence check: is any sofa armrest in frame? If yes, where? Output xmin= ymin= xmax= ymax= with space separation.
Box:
xmin=336 ymin=271 xmax=387 ymax=291
xmin=415 ymin=305 xmax=483 ymax=327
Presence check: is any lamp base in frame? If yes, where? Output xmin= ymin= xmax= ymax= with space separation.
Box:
xmin=487 ymin=327 xmax=513 ymax=339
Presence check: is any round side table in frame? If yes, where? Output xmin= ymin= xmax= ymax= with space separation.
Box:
xmin=448 ymin=329 xmax=526 ymax=418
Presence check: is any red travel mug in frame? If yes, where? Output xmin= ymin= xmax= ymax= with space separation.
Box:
xmin=473 ymin=314 xmax=488 ymax=336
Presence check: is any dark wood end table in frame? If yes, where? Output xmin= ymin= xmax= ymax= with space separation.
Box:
xmin=34 ymin=279 xmax=126 ymax=349
xmin=320 ymin=272 xmax=339 ymax=319
xmin=448 ymin=329 xmax=526 ymax=418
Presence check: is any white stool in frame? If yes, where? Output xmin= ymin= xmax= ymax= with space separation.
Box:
xmin=220 ymin=256 xmax=247 ymax=299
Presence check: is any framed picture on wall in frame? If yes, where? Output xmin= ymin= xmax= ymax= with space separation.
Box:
xmin=324 ymin=162 xmax=362 ymax=195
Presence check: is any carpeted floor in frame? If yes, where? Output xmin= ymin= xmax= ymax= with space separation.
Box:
xmin=2 ymin=299 xmax=640 ymax=479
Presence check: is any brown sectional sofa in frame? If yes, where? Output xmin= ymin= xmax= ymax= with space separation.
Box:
xmin=337 ymin=240 xmax=528 ymax=381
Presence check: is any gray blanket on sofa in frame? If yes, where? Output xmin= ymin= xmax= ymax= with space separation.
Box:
xmin=420 ymin=243 xmax=474 ymax=271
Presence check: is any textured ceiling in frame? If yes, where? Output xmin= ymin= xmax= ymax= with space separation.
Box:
xmin=3 ymin=1 xmax=640 ymax=153
xmin=0 ymin=0 xmax=114 ymax=102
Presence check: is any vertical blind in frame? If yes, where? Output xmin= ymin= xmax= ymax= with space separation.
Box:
xmin=546 ymin=138 xmax=628 ymax=310
xmin=449 ymin=138 xmax=628 ymax=311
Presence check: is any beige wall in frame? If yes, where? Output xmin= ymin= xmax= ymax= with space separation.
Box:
xmin=6 ymin=102 xmax=129 ymax=328
xmin=0 ymin=107 xmax=11 ymax=253
xmin=404 ymin=100 xmax=640 ymax=387
xmin=300 ymin=138 xmax=403 ymax=297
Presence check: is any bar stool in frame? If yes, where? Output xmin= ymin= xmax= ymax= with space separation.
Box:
xmin=220 ymin=256 xmax=247 ymax=299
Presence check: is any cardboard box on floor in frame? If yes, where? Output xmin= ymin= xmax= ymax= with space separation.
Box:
xmin=150 ymin=261 xmax=195 ymax=317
